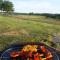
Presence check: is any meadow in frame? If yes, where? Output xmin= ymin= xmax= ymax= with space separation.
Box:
xmin=0 ymin=15 xmax=60 ymax=51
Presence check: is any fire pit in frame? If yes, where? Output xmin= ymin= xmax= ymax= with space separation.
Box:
xmin=0 ymin=42 xmax=59 ymax=60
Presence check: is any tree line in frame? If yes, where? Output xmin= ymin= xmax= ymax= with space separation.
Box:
xmin=13 ymin=12 xmax=60 ymax=19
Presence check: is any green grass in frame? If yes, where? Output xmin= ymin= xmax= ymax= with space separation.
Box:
xmin=0 ymin=15 xmax=60 ymax=51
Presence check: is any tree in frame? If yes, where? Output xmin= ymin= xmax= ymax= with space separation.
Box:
xmin=0 ymin=0 xmax=3 ymax=10
xmin=1 ymin=0 xmax=14 ymax=13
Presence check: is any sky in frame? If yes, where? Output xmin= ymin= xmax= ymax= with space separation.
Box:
xmin=9 ymin=0 xmax=60 ymax=13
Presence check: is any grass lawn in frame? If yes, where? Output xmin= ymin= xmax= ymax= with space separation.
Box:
xmin=0 ymin=15 xmax=60 ymax=51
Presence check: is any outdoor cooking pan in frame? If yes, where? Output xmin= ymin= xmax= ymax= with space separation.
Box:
xmin=0 ymin=42 xmax=60 ymax=60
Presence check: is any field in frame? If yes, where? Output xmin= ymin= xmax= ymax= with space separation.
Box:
xmin=0 ymin=15 xmax=60 ymax=51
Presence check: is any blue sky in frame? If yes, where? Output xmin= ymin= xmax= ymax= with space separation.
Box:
xmin=9 ymin=0 xmax=60 ymax=13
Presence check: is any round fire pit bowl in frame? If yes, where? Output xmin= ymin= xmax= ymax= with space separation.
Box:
xmin=0 ymin=42 xmax=60 ymax=60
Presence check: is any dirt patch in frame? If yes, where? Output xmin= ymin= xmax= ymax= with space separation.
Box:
xmin=1 ymin=31 xmax=20 ymax=35
xmin=0 ymin=29 xmax=29 ymax=36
